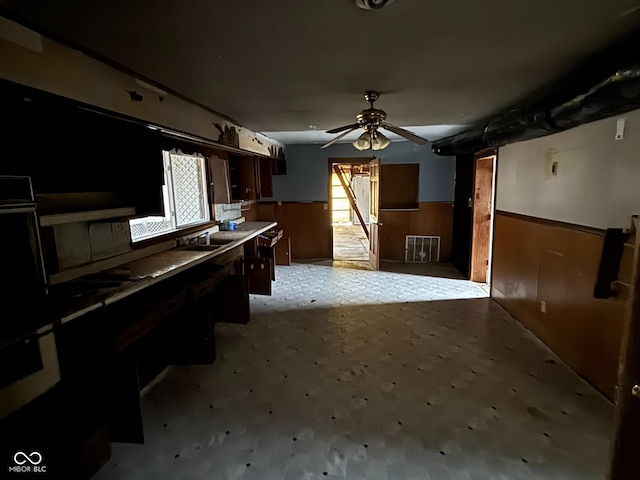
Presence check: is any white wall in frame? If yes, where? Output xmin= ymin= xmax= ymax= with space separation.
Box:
xmin=496 ymin=109 xmax=640 ymax=229
xmin=351 ymin=176 xmax=370 ymax=225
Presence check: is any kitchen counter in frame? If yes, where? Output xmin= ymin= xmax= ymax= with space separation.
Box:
xmin=0 ymin=221 xmax=276 ymax=349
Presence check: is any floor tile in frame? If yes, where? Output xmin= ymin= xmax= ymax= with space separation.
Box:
xmin=94 ymin=262 xmax=614 ymax=480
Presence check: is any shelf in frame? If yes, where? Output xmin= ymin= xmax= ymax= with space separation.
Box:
xmin=39 ymin=207 xmax=136 ymax=227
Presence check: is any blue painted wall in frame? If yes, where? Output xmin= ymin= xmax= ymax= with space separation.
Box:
xmin=267 ymin=142 xmax=455 ymax=202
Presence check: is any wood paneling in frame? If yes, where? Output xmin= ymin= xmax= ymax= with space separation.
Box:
xmin=379 ymin=202 xmax=453 ymax=262
xmin=256 ymin=202 xmax=331 ymax=259
xmin=380 ymin=164 xmax=419 ymax=209
xmin=491 ymin=211 xmax=627 ymax=400
xmin=242 ymin=202 xmax=259 ymax=222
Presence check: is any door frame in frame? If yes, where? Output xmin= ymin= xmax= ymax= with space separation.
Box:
xmin=470 ymin=149 xmax=497 ymax=283
xmin=327 ymin=157 xmax=374 ymax=260
xmin=368 ymin=158 xmax=381 ymax=270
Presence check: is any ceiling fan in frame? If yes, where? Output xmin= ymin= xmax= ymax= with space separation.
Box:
xmin=321 ymin=91 xmax=428 ymax=150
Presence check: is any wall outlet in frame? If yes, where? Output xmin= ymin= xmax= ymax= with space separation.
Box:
xmin=324 ymin=203 xmax=328 ymax=210
xmin=540 ymin=300 xmax=547 ymax=313
xmin=277 ymin=200 xmax=282 ymax=206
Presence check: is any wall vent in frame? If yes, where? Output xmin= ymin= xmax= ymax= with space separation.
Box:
xmin=405 ymin=235 xmax=440 ymax=263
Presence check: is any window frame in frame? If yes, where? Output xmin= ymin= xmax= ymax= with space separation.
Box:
xmin=129 ymin=150 xmax=211 ymax=243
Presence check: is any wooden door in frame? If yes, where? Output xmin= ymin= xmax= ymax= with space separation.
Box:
xmin=608 ymin=217 xmax=640 ymax=479
xmin=470 ymin=155 xmax=495 ymax=282
xmin=369 ymin=158 xmax=381 ymax=270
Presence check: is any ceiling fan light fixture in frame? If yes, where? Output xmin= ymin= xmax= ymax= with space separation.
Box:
xmin=355 ymin=0 xmax=397 ymax=10
xmin=353 ymin=131 xmax=372 ymax=150
xmin=321 ymin=91 xmax=428 ymax=150
xmin=371 ymin=130 xmax=390 ymax=150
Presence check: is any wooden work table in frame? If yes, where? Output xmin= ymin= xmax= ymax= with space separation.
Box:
xmin=0 ymin=221 xmax=277 ymax=352
xmin=0 ymin=220 xmax=280 ymax=477
xmin=54 ymin=221 xmax=277 ymax=323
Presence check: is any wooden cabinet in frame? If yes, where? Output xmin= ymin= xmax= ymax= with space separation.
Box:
xmin=229 ymin=154 xmax=277 ymax=201
xmin=228 ymin=155 xmax=257 ymax=201
xmin=244 ymin=257 xmax=272 ymax=295
xmin=212 ymin=274 xmax=250 ymax=324
xmin=258 ymin=157 xmax=273 ymax=198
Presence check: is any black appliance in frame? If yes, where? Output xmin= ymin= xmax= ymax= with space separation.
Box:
xmin=0 ymin=176 xmax=47 ymax=327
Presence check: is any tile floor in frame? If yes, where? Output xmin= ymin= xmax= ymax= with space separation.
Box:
xmin=95 ymin=262 xmax=615 ymax=480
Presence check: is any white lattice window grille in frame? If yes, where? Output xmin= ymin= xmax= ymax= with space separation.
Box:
xmin=130 ymin=151 xmax=209 ymax=242
xmin=405 ymin=235 xmax=440 ymax=263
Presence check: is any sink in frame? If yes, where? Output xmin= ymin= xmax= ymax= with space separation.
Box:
xmin=186 ymin=244 xmax=223 ymax=251
xmin=206 ymin=237 xmax=236 ymax=245
xmin=182 ymin=235 xmax=235 ymax=251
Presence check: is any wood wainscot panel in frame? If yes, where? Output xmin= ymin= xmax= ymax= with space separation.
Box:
xmin=379 ymin=202 xmax=453 ymax=262
xmin=242 ymin=202 xmax=259 ymax=222
xmin=256 ymin=202 xmax=331 ymax=259
xmin=491 ymin=211 xmax=627 ymax=400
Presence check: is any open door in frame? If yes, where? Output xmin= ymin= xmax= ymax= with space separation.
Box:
xmin=608 ymin=216 xmax=640 ymax=479
xmin=470 ymin=153 xmax=496 ymax=283
xmin=369 ymin=158 xmax=381 ymax=270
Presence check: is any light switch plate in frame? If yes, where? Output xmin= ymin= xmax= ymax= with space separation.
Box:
xmin=616 ymin=118 xmax=626 ymax=140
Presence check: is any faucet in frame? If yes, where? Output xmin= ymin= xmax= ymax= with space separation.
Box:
xmin=185 ymin=231 xmax=210 ymax=246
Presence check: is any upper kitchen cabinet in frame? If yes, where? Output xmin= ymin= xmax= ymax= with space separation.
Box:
xmin=258 ymin=157 xmax=273 ymax=198
xmin=228 ymin=155 xmax=276 ymax=201
xmin=0 ymin=78 xmax=165 ymax=217
xmin=229 ymin=155 xmax=257 ymax=202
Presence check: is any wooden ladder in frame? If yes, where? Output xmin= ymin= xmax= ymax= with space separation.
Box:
xmin=333 ymin=164 xmax=369 ymax=240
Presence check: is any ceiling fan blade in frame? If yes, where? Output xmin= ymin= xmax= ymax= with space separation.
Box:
xmin=326 ymin=123 xmax=360 ymax=134
xmin=321 ymin=126 xmax=360 ymax=149
xmin=381 ymin=122 xmax=428 ymax=145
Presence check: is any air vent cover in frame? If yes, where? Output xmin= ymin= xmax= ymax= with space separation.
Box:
xmin=405 ymin=235 xmax=440 ymax=263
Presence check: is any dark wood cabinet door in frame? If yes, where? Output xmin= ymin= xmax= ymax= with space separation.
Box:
xmin=245 ymin=257 xmax=272 ymax=295
xmin=171 ymin=303 xmax=216 ymax=365
xmin=258 ymin=157 xmax=273 ymax=198
xmin=108 ymin=356 xmax=144 ymax=444
xmin=213 ymin=274 xmax=250 ymax=324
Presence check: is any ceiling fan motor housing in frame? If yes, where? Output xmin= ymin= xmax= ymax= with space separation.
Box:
xmin=357 ymin=109 xmax=386 ymax=127
xmin=355 ymin=0 xmax=397 ymax=10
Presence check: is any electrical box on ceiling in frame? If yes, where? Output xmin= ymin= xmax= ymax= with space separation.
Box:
xmin=355 ymin=0 xmax=397 ymax=10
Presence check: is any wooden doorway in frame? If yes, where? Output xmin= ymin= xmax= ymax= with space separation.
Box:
xmin=328 ymin=158 xmax=372 ymax=263
xmin=368 ymin=158 xmax=381 ymax=270
xmin=470 ymin=152 xmax=497 ymax=283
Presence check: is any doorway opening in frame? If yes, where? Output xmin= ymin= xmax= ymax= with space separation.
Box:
xmin=330 ymin=161 xmax=371 ymax=261
xmin=470 ymin=152 xmax=497 ymax=286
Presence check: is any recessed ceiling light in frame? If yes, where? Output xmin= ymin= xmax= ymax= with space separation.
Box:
xmin=355 ymin=0 xmax=397 ymax=10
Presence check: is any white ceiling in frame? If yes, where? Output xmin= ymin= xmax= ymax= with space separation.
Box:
xmin=1 ymin=0 xmax=640 ymax=144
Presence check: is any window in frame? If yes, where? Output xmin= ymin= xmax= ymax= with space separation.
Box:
xmin=129 ymin=150 xmax=209 ymax=242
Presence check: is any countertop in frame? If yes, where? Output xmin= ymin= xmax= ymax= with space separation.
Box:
xmin=0 ymin=221 xmax=277 ymax=349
